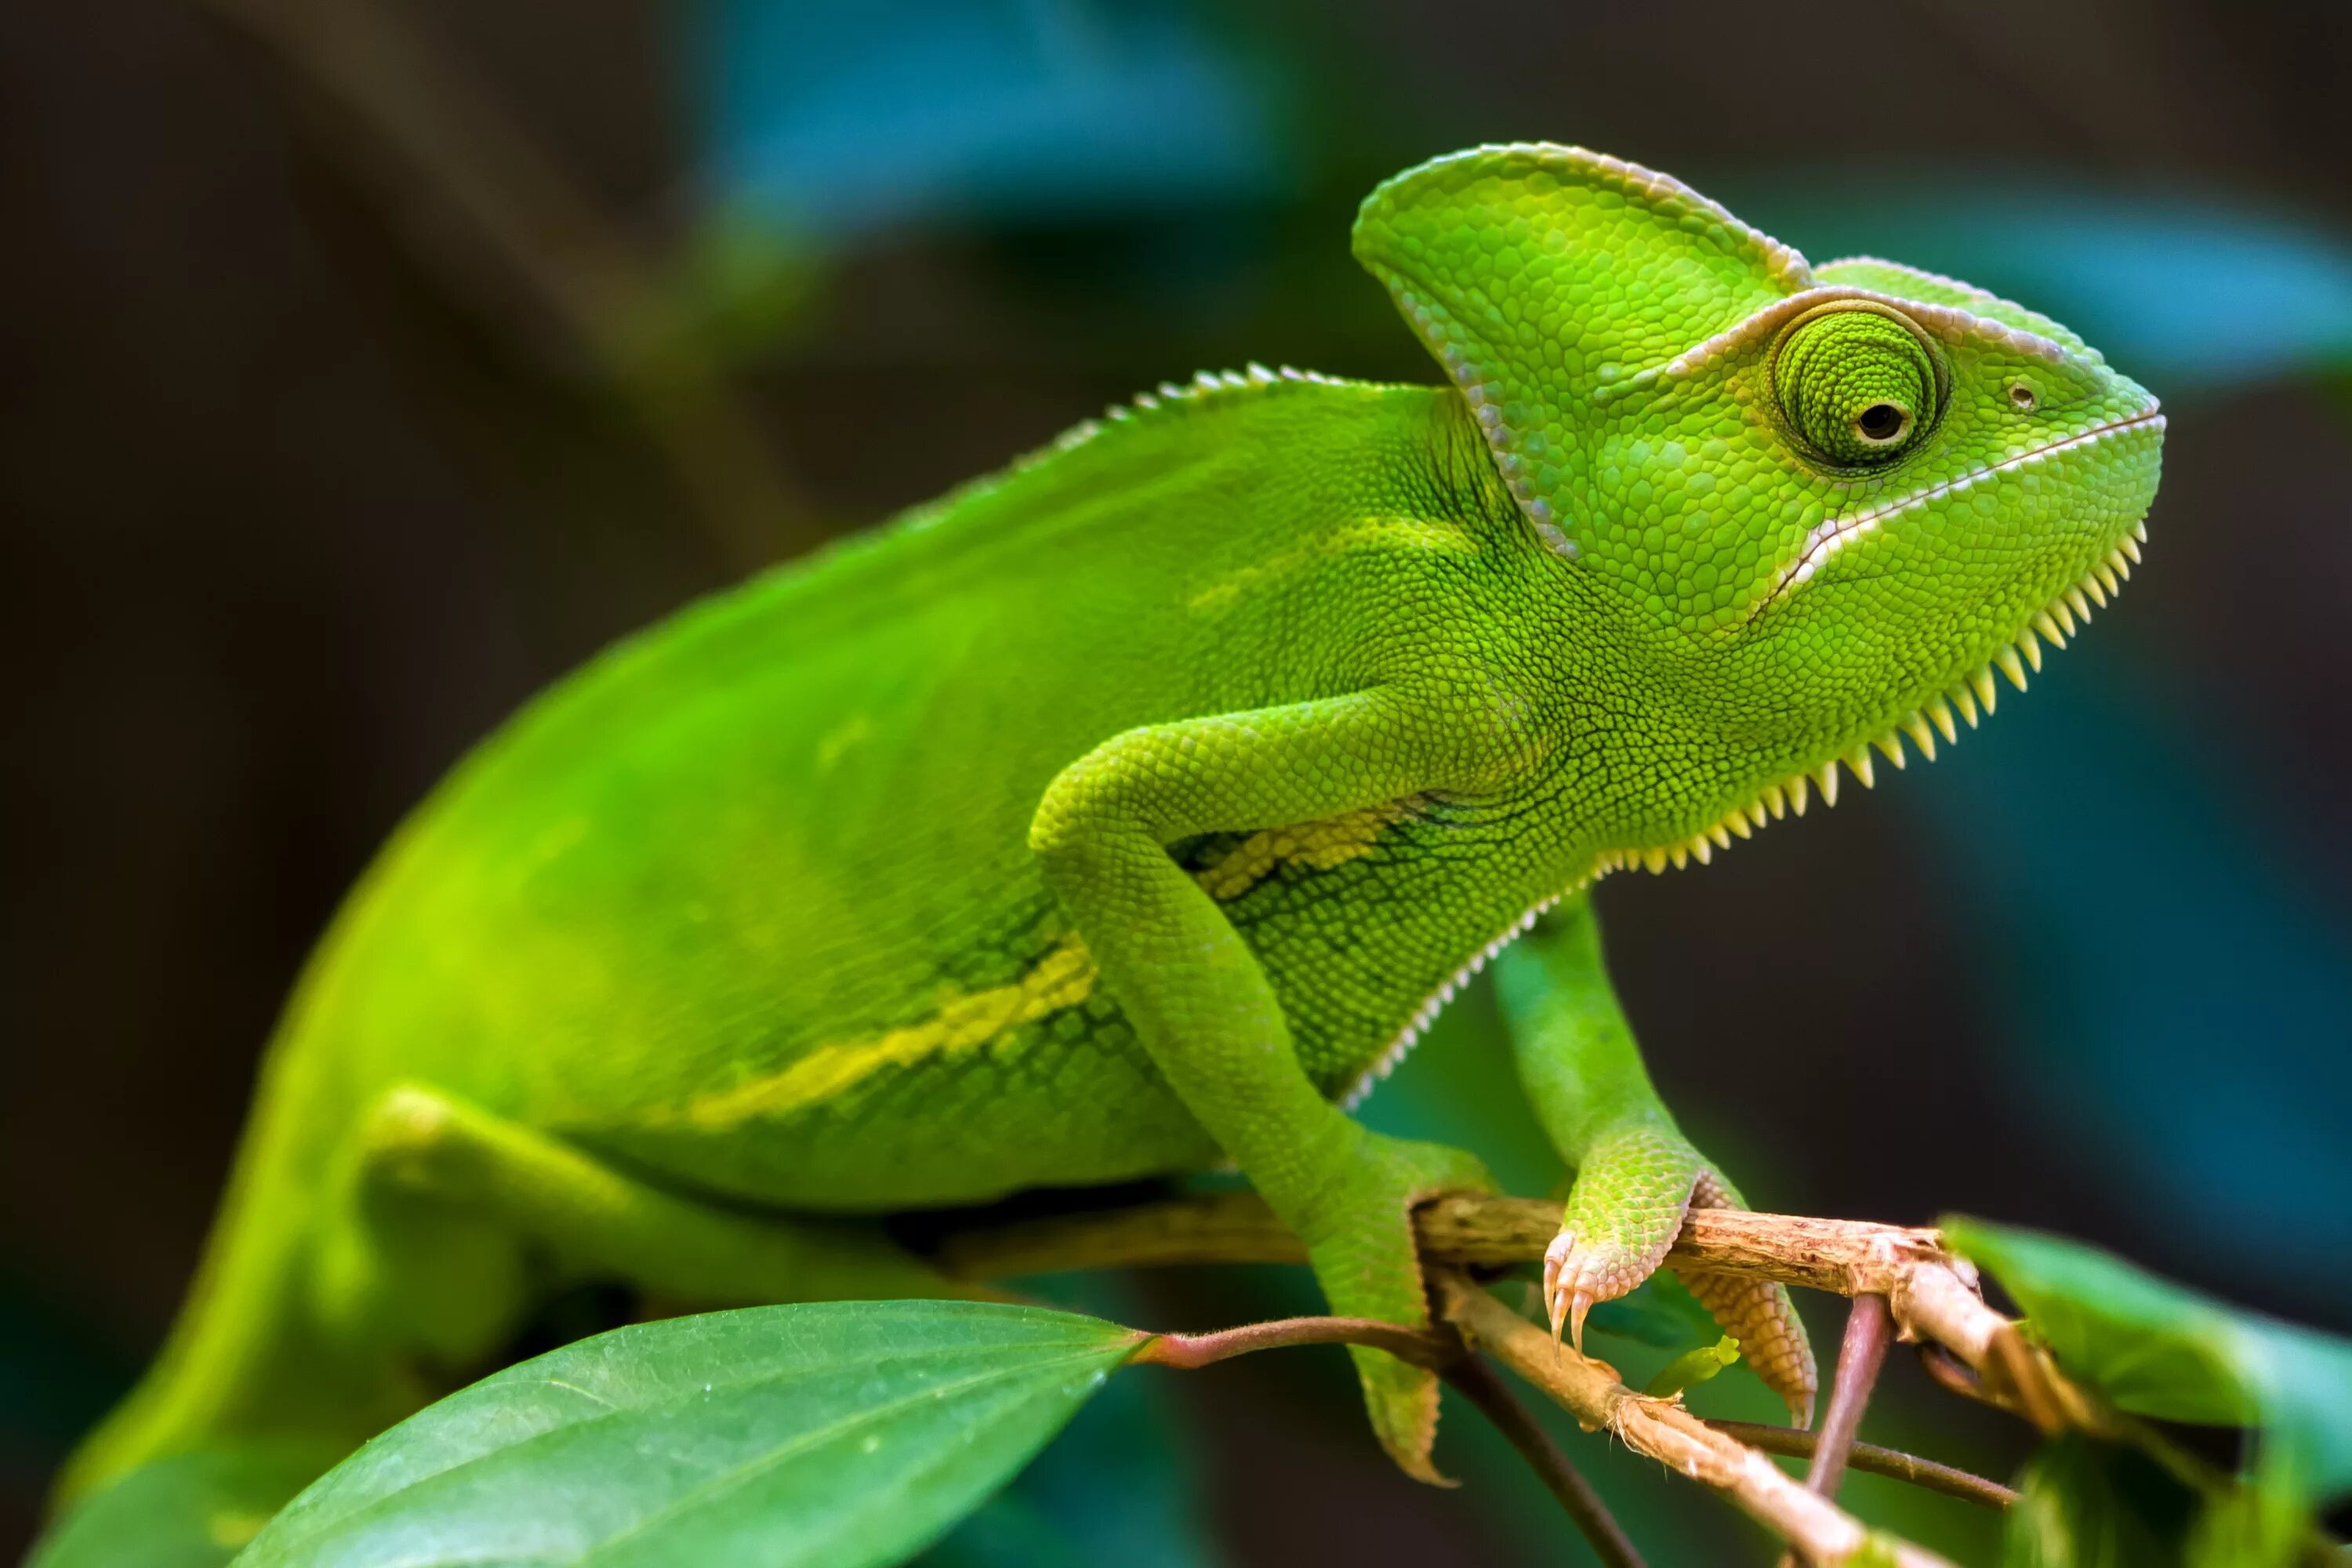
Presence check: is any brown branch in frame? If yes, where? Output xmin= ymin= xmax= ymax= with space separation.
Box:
xmin=1435 ymin=1269 xmax=1958 ymax=1568
xmin=1704 ymin=1421 xmax=2017 ymax=1512
xmin=937 ymin=1191 xmax=2020 ymax=1399
xmin=1443 ymin=1355 xmax=1647 ymax=1568
xmin=934 ymin=1189 xmax=1958 ymax=1298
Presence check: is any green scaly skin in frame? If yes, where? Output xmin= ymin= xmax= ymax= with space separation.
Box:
xmin=54 ymin=143 xmax=2161 ymax=1512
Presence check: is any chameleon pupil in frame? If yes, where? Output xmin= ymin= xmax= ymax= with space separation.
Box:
xmin=1857 ymin=403 xmax=1904 ymax=441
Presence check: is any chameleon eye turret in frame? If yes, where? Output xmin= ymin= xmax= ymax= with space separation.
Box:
xmin=1769 ymin=303 xmax=1947 ymax=467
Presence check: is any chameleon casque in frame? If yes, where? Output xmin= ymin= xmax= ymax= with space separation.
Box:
xmin=60 ymin=143 xmax=2163 ymax=1507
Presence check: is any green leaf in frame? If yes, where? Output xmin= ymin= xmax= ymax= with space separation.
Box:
xmin=232 ymin=1300 xmax=1148 ymax=1568
xmin=27 ymin=1444 xmax=330 ymax=1568
xmin=2002 ymin=1436 xmax=2193 ymax=1568
xmin=916 ymin=1274 xmax=1219 ymax=1568
xmin=1947 ymin=1217 xmax=2352 ymax=1559
xmin=1643 ymin=1336 xmax=1741 ymax=1400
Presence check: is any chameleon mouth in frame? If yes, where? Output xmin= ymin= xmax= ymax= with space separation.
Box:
xmin=1777 ymin=407 xmax=2166 ymax=595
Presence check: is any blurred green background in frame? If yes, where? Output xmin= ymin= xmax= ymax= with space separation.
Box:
xmin=3 ymin=1 xmax=2348 ymax=1562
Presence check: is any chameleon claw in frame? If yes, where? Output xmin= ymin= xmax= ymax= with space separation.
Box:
xmin=1543 ymin=1229 xmax=1575 ymax=1353
xmin=1544 ymin=1229 xmax=1599 ymax=1356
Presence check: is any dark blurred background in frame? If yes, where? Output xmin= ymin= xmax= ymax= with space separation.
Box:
xmin=5 ymin=1 xmax=2350 ymax=1562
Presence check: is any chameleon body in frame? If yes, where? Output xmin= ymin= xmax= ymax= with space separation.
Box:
xmin=58 ymin=144 xmax=2161 ymax=1506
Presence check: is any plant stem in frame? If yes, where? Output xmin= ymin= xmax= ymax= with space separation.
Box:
xmin=1443 ymin=1355 xmax=1647 ymax=1568
xmin=1131 ymin=1311 xmax=1656 ymax=1564
xmin=1131 ymin=1315 xmax=1455 ymax=1370
xmin=1810 ymin=1293 xmax=1895 ymax=1498
xmin=1773 ymin=1294 xmax=1893 ymax=1568
xmin=1702 ymin=1421 xmax=2018 ymax=1512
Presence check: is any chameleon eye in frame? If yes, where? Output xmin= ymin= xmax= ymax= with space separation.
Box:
xmin=1771 ymin=305 xmax=1944 ymax=468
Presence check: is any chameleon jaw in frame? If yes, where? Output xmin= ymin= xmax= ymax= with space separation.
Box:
xmin=1340 ymin=507 xmax=2150 ymax=1109
xmin=1606 ymin=515 xmax=2151 ymax=879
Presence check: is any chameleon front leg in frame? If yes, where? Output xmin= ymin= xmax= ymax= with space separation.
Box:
xmin=1494 ymin=895 xmax=1818 ymax=1424
xmin=1031 ymin=690 xmax=1492 ymax=1480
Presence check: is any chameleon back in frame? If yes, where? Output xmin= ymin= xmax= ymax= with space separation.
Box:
xmin=285 ymin=372 xmax=1544 ymax=1210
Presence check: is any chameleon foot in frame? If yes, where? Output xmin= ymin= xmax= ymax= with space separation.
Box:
xmin=1300 ymin=1127 xmax=1494 ymax=1482
xmin=1683 ymin=1168 xmax=1817 ymax=1426
xmin=1542 ymin=1126 xmax=1704 ymax=1353
xmin=1541 ymin=1130 xmax=1817 ymax=1423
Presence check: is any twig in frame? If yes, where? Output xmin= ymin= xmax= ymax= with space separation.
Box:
xmin=1811 ymin=1294 xmax=1896 ymax=1497
xmin=1435 ymin=1269 xmax=1957 ymax=1568
xmin=1775 ymin=1294 xmax=1894 ymax=1568
xmin=938 ymin=1191 xmax=2018 ymax=1398
xmin=1704 ymin=1421 xmax=2017 ymax=1512
xmin=1130 ymin=1311 xmax=1650 ymax=1561
xmin=1131 ymin=1315 xmax=1454 ymax=1370
xmin=1444 ymin=1355 xmax=1647 ymax=1568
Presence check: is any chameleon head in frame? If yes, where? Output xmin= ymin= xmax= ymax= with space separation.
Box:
xmin=1354 ymin=144 xmax=2163 ymax=856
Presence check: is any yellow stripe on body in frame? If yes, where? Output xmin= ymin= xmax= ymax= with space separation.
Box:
xmin=1194 ymin=796 xmax=1422 ymax=900
xmin=676 ymin=793 xmax=1421 ymax=1128
xmin=682 ymin=938 xmax=1098 ymax=1130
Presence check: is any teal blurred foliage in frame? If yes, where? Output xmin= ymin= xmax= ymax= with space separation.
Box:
xmin=679 ymin=0 xmax=1297 ymax=347
xmin=691 ymin=0 xmax=1290 ymax=242
xmin=1906 ymin=644 xmax=2352 ymax=1292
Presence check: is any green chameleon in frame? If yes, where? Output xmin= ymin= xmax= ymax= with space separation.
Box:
xmin=59 ymin=143 xmax=2161 ymax=1508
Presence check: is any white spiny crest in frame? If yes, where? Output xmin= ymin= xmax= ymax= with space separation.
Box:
xmin=1341 ymin=895 xmax=1562 ymax=1110
xmin=1040 ymin=364 xmax=1343 ymax=465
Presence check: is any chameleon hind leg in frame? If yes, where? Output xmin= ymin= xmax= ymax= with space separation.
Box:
xmin=1494 ymin=897 xmax=1818 ymax=1425
xmin=309 ymin=1083 xmax=967 ymax=1371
